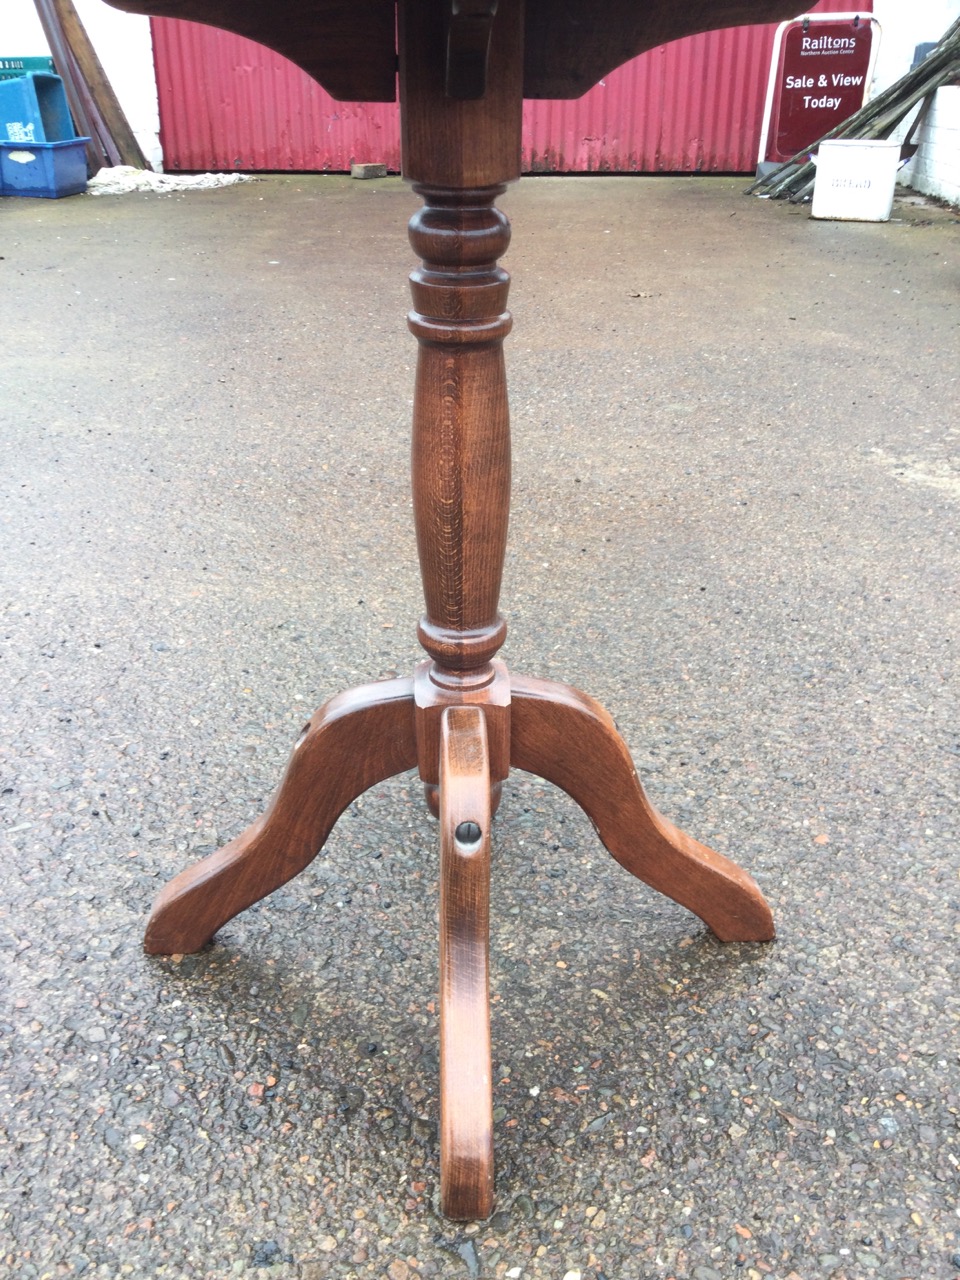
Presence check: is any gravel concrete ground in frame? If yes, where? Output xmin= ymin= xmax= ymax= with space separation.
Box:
xmin=1 ymin=174 xmax=958 ymax=1280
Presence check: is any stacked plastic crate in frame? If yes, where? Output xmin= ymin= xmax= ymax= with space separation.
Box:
xmin=0 ymin=70 xmax=91 ymax=197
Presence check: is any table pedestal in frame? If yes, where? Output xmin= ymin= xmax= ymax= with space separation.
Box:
xmin=144 ymin=0 xmax=774 ymax=1221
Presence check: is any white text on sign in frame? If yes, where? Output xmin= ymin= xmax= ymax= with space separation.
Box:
xmin=785 ymin=75 xmax=864 ymax=90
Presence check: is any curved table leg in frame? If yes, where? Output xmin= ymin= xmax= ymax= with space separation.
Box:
xmin=423 ymin=779 xmax=503 ymax=819
xmin=510 ymin=675 xmax=774 ymax=943
xmin=438 ymin=706 xmax=495 ymax=1220
xmin=144 ymin=678 xmax=417 ymax=955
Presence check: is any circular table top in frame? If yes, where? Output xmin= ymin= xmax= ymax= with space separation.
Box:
xmin=104 ymin=0 xmax=800 ymax=101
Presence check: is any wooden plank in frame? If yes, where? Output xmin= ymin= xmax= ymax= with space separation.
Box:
xmin=46 ymin=0 xmax=149 ymax=167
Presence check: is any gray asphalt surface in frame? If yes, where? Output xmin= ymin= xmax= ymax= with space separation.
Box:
xmin=1 ymin=174 xmax=958 ymax=1280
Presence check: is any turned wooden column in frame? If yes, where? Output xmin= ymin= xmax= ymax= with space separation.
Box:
xmin=400 ymin=0 xmax=524 ymax=1217
xmin=400 ymin=0 xmax=523 ymax=791
xmin=409 ymin=184 xmax=512 ymax=682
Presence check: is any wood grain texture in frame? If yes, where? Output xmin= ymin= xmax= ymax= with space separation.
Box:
xmin=438 ymin=706 xmax=494 ymax=1220
xmin=510 ymin=674 xmax=775 ymax=942
xmin=144 ymin=678 xmax=417 ymax=954
xmin=408 ymin=184 xmax=513 ymax=676
xmin=415 ymin=659 xmax=511 ymax=785
xmin=400 ymin=0 xmax=523 ymax=189
xmin=120 ymin=0 xmax=785 ymax=1219
xmin=43 ymin=0 xmax=148 ymax=167
xmin=403 ymin=1 xmax=520 ymax=682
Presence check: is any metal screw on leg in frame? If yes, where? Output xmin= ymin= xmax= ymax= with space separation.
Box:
xmin=455 ymin=821 xmax=482 ymax=845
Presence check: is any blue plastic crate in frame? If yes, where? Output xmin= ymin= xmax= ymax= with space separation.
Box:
xmin=0 ymin=57 xmax=56 ymax=82
xmin=0 ymin=72 xmax=76 ymax=144
xmin=0 ymin=137 xmax=90 ymax=198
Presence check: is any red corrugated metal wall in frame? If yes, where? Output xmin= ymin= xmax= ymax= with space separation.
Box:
xmin=151 ymin=0 xmax=868 ymax=174
xmin=519 ymin=25 xmax=780 ymax=173
xmin=150 ymin=18 xmax=399 ymax=171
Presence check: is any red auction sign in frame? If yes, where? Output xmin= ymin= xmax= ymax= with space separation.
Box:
xmin=761 ymin=16 xmax=878 ymax=166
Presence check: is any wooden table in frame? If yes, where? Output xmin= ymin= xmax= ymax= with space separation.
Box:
xmin=106 ymin=0 xmax=792 ymax=1220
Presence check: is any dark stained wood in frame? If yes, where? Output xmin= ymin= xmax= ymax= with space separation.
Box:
xmin=144 ymin=679 xmax=417 ymax=954
xmin=522 ymin=0 xmax=805 ymax=98
xmin=407 ymin=181 xmax=513 ymax=671
xmin=403 ymin=7 xmax=520 ymax=848
xmin=423 ymin=778 xmax=504 ymax=820
xmin=102 ymin=0 xmax=399 ymax=102
xmin=415 ymin=659 xmax=511 ymax=786
xmin=511 ymin=674 xmax=775 ymax=942
xmin=438 ymin=706 xmax=494 ymax=1220
xmin=400 ymin=0 xmax=523 ymax=188
xmin=445 ymin=0 xmax=500 ymax=100
xmin=403 ymin=0 xmax=521 ymax=702
xmin=127 ymin=0 xmax=779 ymax=1221
xmin=103 ymin=0 xmax=802 ymax=104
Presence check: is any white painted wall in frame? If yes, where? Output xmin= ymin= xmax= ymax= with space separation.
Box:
xmin=900 ymin=84 xmax=960 ymax=205
xmin=1 ymin=0 xmax=162 ymax=168
xmin=872 ymin=0 xmax=957 ymax=91
xmin=872 ymin=0 xmax=960 ymax=205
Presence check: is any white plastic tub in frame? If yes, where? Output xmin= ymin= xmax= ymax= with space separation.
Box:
xmin=811 ymin=139 xmax=901 ymax=222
